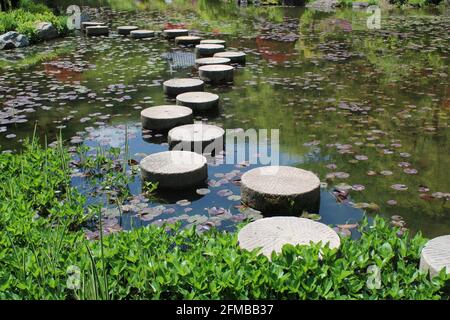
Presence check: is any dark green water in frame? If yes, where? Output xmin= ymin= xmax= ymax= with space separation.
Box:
xmin=0 ymin=1 xmax=448 ymax=237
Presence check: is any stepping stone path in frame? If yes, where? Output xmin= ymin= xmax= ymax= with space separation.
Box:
xmin=199 ymin=64 xmax=234 ymax=84
xmin=420 ymin=235 xmax=450 ymax=278
xmin=168 ymin=123 xmax=225 ymax=154
xmin=176 ymin=92 xmax=219 ymax=112
xmin=195 ymin=57 xmax=231 ymax=67
xmin=163 ymin=29 xmax=189 ymax=39
xmin=82 ymin=22 xmax=104 ymax=31
xmin=130 ymin=29 xmax=155 ymax=39
xmin=175 ymin=36 xmax=202 ymax=45
xmin=141 ymin=105 xmax=193 ymax=131
xmin=195 ymin=44 xmax=225 ymax=57
xmin=117 ymin=26 xmax=139 ymax=35
xmin=85 ymin=26 xmax=109 ymax=36
xmin=163 ymin=78 xmax=204 ymax=97
xmin=238 ymin=217 xmax=340 ymax=259
xmin=140 ymin=151 xmax=208 ymax=189
xmin=214 ymin=51 xmax=246 ymax=64
xmin=200 ymin=39 xmax=226 ymax=46
xmin=240 ymin=166 xmax=321 ymax=214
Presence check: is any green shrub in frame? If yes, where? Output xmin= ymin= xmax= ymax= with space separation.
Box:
xmin=0 ymin=140 xmax=449 ymax=299
xmin=0 ymin=6 xmax=68 ymax=43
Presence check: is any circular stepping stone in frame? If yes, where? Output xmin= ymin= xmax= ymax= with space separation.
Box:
xmin=199 ymin=64 xmax=234 ymax=84
xmin=141 ymin=105 xmax=193 ymax=131
xmin=117 ymin=26 xmax=138 ymax=35
xmin=176 ymin=92 xmax=219 ymax=112
xmin=175 ymin=36 xmax=202 ymax=45
xmin=85 ymin=26 xmax=109 ymax=36
xmin=241 ymin=166 xmax=321 ymax=214
xmin=168 ymin=123 xmax=225 ymax=154
xmin=214 ymin=51 xmax=246 ymax=64
xmin=140 ymin=151 xmax=207 ymax=189
xmin=163 ymin=78 xmax=204 ymax=97
xmin=130 ymin=29 xmax=155 ymax=39
xmin=82 ymin=22 xmax=104 ymax=31
xmin=420 ymin=235 xmax=450 ymax=278
xmin=195 ymin=57 xmax=231 ymax=67
xmin=195 ymin=44 xmax=225 ymax=57
xmin=238 ymin=217 xmax=340 ymax=258
xmin=163 ymin=29 xmax=189 ymax=39
xmin=200 ymin=39 xmax=226 ymax=46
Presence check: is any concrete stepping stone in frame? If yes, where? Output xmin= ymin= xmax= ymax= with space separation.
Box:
xmin=117 ymin=26 xmax=139 ymax=35
xmin=238 ymin=217 xmax=340 ymax=258
xmin=168 ymin=123 xmax=225 ymax=154
xmin=175 ymin=36 xmax=202 ymax=45
xmin=199 ymin=64 xmax=234 ymax=84
xmin=82 ymin=22 xmax=104 ymax=31
xmin=195 ymin=57 xmax=231 ymax=67
xmin=130 ymin=29 xmax=155 ymax=39
xmin=195 ymin=44 xmax=225 ymax=57
xmin=141 ymin=105 xmax=193 ymax=131
xmin=140 ymin=151 xmax=207 ymax=189
xmin=163 ymin=78 xmax=204 ymax=97
xmin=163 ymin=29 xmax=189 ymax=39
xmin=240 ymin=166 xmax=321 ymax=214
xmin=176 ymin=92 xmax=219 ymax=112
xmin=214 ymin=51 xmax=246 ymax=64
xmin=420 ymin=235 xmax=450 ymax=278
xmin=200 ymin=39 xmax=226 ymax=47
xmin=85 ymin=26 xmax=109 ymax=36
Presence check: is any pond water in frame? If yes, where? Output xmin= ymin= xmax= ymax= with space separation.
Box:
xmin=0 ymin=1 xmax=449 ymax=238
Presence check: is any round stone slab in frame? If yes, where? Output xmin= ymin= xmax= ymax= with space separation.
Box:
xmin=85 ymin=26 xmax=109 ymax=36
xmin=195 ymin=44 xmax=225 ymax=57
xmin=163 ymin=78 xmax=204 ymax=97
xmin=238 ymin=217 xmax=340 ymax=258
xmin=141 ymin=105 xmax=193 ymax=131
xmin=241 ymin=166 xmax=321 ymax=214
xmin=175 ymin=36 xmax=202 ymax=45
xmin=168 ymin=123 xmax=225 ymax=154
xmin=176 ymin=92 xmax=219 ymax=112
xmin=82 ymin=22 xmax=104 ymax=31
xmin=130 ymin=29 xmax=155 ymax=39
xmin=214 ymin=51 xmax=246 ymax=64
xmin=200 ymin=39 xmax=226 ymax=46
xmin=420 ymin=235 xmax=450 ymax=278
xmin=117 ymin=26 xmax=138 ymax=35
xmin=140 ymin=151 xmax=207 ymax=189
xmin=199 ymin=64 xmax=234 ymax=84
xmin=163 ymin=29 xmax=189 ymax=39
xmin=195 ymin=57 xmax=231 ymax=68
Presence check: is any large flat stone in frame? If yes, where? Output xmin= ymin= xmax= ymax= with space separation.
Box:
xmin=176 ymin=91 xmax=219 ymax=112
xmin=140 ymin=151 xmax=208 ymax=189
xmin=130 ymin=29 xmax=155 ymax=39
xmin=86 ymin=26 xmax=109 ymax=36
xmin=168 ymin=123 xmax=225 ymax=155
xmin=238 ymin=216 xmax=340 ymax=258
xmin=199 ymin=64 xmax=234 ymax=84
xmin=420 ymin=235 xmax=450 ymax=278
xmin=117 ymin=26 xmax=139 ymax=35
xmin=214 ymin=51 xmax=246 ymax=64
xmin=195 ymin=57 xmax=231 ymax=68
xmin=163 ymin=78 xmax=204 ymax=97
xmin=163 ymin=29 xmax=189 ymax=39
xmin=141 ymin=105 xmax=193 ymax=131
xmin=175 ymin=36 xmax=202 ymax=45
xmin=240 ymin=166 xmax=321 ymax=214
xmin=195 ymin=44 xmax=225 ymax=57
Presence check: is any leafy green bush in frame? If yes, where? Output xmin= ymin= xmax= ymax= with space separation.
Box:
xmin=0 ymin=140 xmax=449 ymax=299
xmin=0 ymin=7 xmax=68 ymax=43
